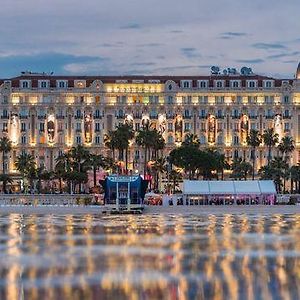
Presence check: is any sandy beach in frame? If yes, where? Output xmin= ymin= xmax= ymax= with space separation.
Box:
xmin=0 ymin=205 xmax=299 ymax=215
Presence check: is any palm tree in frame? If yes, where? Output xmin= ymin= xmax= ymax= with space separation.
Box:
xmin=262 ymin=128 xmax=279 ymax=165
xmin=55 ymin=153 xmax=72 ymax=193
xmin=215 ymin=153 xmax=230 ymax=180
xmin=136 ymin=127 xmax=157 ymax=176
xmin=168 ymin=169 xmax=182 ymax=194
xmin=69 ymin=145 xmax=90 ymax=193
xmin=183 ymin=133 xmax=200 ymax=147
xmin=104 ymin=131 xmax=117 ymax=161
xmin=290 ymin=164 xmax=300 ymax=193
xmin=0 ymin=137 xmax=12 ymax=175
xmin=278 ymin=136 xmax=295 ymax=162
xmin=231 ymin=157 xmax=253 ymax=180
xmin=150 ymin=157 xmax=167 ymax=191
xmin=15 ymin=152 xmax=36 ymax=193
xmin=89 ymin=154 xmax=106 ymax=187
xmin=246 ymin=129 xmax=262 ymax=180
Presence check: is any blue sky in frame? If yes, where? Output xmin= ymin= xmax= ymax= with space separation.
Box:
xmin=0 ymin=0 xmax=299 ymax=78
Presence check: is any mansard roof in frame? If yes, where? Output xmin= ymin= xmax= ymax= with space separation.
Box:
xmin=0 ymin=74 xmax=294 ymax=88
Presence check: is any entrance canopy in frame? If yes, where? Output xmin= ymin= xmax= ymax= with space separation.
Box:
xmin=183 ymin=180 xmax=276 ymax=195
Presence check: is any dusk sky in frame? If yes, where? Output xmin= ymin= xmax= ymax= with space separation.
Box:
xmin=0 ymin=0 xmax=299 ymax=78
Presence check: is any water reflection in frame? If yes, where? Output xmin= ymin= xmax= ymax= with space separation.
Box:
xmin=0 ymin=213 xmax=299 ymax=299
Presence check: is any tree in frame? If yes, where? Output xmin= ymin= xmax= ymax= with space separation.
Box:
xmin=262 ymin=128 xmax=279 ymax=165
xmin=104 ymin=131 xmax=117 ymax=161
xmin=150 ymin=157 xmax=167 ymax=191
xmin=259 ymin=157 xmax=288 ymax=193
xmin=182 ymin=133 xmax=200 ymax=147
xmin=278 ymin=136 xmax=295 ymax=162
xmin=15 ymin=152 xmax=36 ymax=193
xmin=89 ymin=154 xmax=107 ymax=187
xmin=168 ymin=170 xmax=182 ymax=194
xmin=0 ymin=137 xmax=12 ymax=175
xmin=136 ymin=127 xmax=157 ymax=176
xmin=246 ymin=129 xmax=262 ymax=180
xmin=290 ymin=164 xmax=300 ymax=193
xmin=0 ymin=174 xmax=13 ymax=194
xmin=231 ymin=157 xmax=253 ymax=180
xmin=214 ymin=152 xmax=230 ymax=180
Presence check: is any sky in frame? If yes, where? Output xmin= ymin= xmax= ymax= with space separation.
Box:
xmin=0 ymin=0 xmax=299 ymax=78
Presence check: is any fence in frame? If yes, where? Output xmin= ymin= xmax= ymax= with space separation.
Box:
xmin=0 ymin=194 xmax=98 ymax=206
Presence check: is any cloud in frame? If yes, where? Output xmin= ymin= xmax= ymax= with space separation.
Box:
xmin=0 ymin=52 xmax=109 ymax=77
xmin=252 ymin=43 xmax=287 ymax=50
xmin=120 ymin=23 xmax=141 ymax=29
xmin=131 ymin=62 xmax=156 ymax=66
xmin=181 ymin=47 xmax=201 ymax=58
xmin=266 ymin=51 xmax=300 ymax=59
xmin=219 ymin=32 xmax=248 ymax=39
xmin=236 ymin=59 xmax=264 ymax=64
xmin=170 ymin=30 xmax=184 ymax=33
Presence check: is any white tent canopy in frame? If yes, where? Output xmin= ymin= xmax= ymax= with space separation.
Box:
xmin=183 ymin=180 xmax=276 ymax=195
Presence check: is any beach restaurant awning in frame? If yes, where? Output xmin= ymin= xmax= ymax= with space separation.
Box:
xmin=183 ymin=180 xmax=276 ymax=195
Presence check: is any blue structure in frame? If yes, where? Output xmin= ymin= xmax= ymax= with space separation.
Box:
xmin=101 ymin=175 xmax=148 ymax=211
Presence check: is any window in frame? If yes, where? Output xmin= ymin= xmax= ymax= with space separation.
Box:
xmin=216 ymin=81 xmax=223 ymax=88
xmin=233 ymin=136 xmax=239 ymax=145
xmin=39 ymin=123 xmax=45 ymax=132
xmin=95 ymin=122 xmax=101 ymax=132
xmin=237 ymin=96 xmax=242 ymax=104
xmin=284 ymin=123 xmax=290 ymax=131
xmin=199 ymin=81 xmax=207 ymax=88
xmin=21 ymin=81 xmax=30 ymax=89
xmin=284 ymin=110 xmax=290 ymax=117
xmin=247 ymin=81 xmax=256 ymax=88
xmin=95 ymin=136 xmax=101 ymax=144
xmin=117 ymin=95 xmax=126 ymax=104
xmin=217 ymin=110 xmax=223 ymax=118
xmin=184 ymin=109 xmax=191 ymax=117
xmin=217 ymin=135 xmax=223 ymax=145
xmin=76 ymin=109 xmax=81 ymax=118
xmin=2 ymin=96 xmax=8 ymax=104
xmin=21 ymin=122 xmax=26 ymax=132
xmin=183 ymin=96 xmax=192 ymax=104
xmin=135 ymin=123 xmax=140 ymax=131
xmin=250 ymin=123 xmax=256 ymax=130
xmin=200 ymin=135 xmax=206 ymax=144
xmin=21 ymin=136 xmax=26 ymax=144
xmin=76 ymin=136 xmax=81 ymax=144
xmin=167 ymin=123 xmax=173 ymax=131
xmin=2 ymin=109 xmax=8 ymax=118
xmin=149 ymin=95 xmax=159 ymax=104
xmin=182 ymin=81 xmax=191 ymax=88
xmin=231 ymin=81 xmax=240 ymax=88
xmin=76 ymin=123 xmax=81 ymax=131
xmin=39 ymin=81 xmax=49 ymax=89
xmin=95 ymin=96 xmax=100 ymax=104
xmin=200 ymin=109 xmax=206 ymax=118
xmin=57 ymin=80 xmax=67 ymax=88
xmin=199 ymin=96 xmax=208 ymax=104
xmin=135 ymin=150 xmax=140 ymax=159
xmin=284 ymin=96 xmax=289 ymax=104
xmin=167 ymin=135 xmax=174 ymax=144
xmin=216 ymin=96 xmax=224 ymax=104
xmin=95 ymin=109 xmax=101 ymax=118
xmin=233 ymin=149 xmax=239 ymax=158
xmin=265 ymin=81 xmax=273 ymax=88
xmin=184 ymin=123 xmax=191 ymax=131
xmin=167 ymin=96 xmax=174 ymax=104
xmin=233 ymin=109 xmax=239 ymax=118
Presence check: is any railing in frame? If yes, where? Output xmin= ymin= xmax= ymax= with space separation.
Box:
xmin=0 ymin=194 xmax=97 ymax=206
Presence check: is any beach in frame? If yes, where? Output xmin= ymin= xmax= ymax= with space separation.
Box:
xmin=0 ymin=205 xmax=299 ymax=215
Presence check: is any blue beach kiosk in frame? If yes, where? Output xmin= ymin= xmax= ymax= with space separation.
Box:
xmin=101 ymin=175 xmax=148 ymax=213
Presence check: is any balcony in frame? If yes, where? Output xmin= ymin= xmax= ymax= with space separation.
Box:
xmin=38 ymin=115 xmax=46 ymax=120
xmin=1 ymin=116 xmax=9 ymax=119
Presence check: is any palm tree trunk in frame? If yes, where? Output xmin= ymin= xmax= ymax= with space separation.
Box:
xmin=59 ymin=178 xmax=62 ymax=194
xmin=252 ymin=148 xmax=255 ymax=180
xmin=2 ymin=151 xmax=5 ymax=175
xmin=144 ymin=147 xmax=147 ymax=177
xmin=268 ymin=146 xmax=272 ymax=165
xmin=125 ymin=148 xmax=128 ymax=174
xmin=93 ymin=166 xmax=97 ymax=187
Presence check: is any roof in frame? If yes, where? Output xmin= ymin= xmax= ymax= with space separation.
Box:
xmin=0 ymin=74 xmax=293 ymax=88
xmin=183 ymin=180 xmax=277 ymax=195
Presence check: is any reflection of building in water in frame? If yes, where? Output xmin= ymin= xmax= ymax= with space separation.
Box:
xmin=0 ymin=65 xmax=300 ymax=175
xmin=1 ymin=214 xmax=300 ymax=299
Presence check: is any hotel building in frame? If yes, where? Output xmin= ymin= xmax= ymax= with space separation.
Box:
xmin=1 ymin=64 xmax=300 ymax=176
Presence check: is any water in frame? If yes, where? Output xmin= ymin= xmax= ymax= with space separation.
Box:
xmin=0 ymin=213 xmax=299 ymax=300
